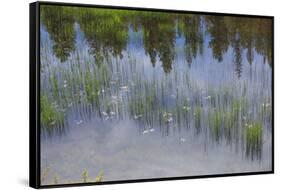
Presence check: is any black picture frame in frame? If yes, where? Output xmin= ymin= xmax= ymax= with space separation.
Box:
xmin=30 ymin=1 xmax=274 ymax=188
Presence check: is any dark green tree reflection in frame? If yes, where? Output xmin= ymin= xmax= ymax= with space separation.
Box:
xmin=41 ymin=6 xmax=75 ymax=62
xmin=41 ymin=6 xmax=272 ymax=76
xmin=205 ymin=16 xmax=229 ymax=62
xmin=178 ymin=15 xmax=204 ymax=66
xmin=77 ymin=8 xmax=129 ymax=66
xmin=139 ymin=13 xmax=177 ymax=73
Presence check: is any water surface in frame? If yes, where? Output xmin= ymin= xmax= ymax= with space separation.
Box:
xmin=40 ymin=5 xmax=272 ymax=185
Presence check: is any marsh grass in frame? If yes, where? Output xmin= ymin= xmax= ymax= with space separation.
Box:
xmin=194 ymin=106 xmax=201 ymax=133
xmin=245 ymin=122 xmax=263 ymax=160
xmin=208 ymin=110 xmax=222 ymax=142
xmin=40 ymin=95 xmax=65 ymax=134
xmin=95 ymin=170 xmax=104 ymax=182
xmin=82 ymin=169 xmax=89 ymax=183
xmin=81 ymin=169 xmax=104 ymax=183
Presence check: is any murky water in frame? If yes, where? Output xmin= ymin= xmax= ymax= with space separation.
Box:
xmin=40 ymin=5 xmax=272 ymax=185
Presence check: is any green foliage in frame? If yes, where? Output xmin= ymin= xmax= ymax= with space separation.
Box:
xmin=245 ymin=122 xmax=263 ymax=159
xmin=50 ymin=74 xmax=59 ymax=99
xmin=41 ymin=5 xmax=75 ymax=62
xmin=209 ymin=110 xmax=222 ymax=142
xmin=95 ymin=170 xmax=104 ymax=182
xmin=84 ymin=70 xmax=100 ymax=108
xmin=40 ymin=95 xmax=64 ymax=130
xmin=82 ymin=169 xmax=89 ymax=183
xmin=194 ymin=106 xmax=201 ymax=133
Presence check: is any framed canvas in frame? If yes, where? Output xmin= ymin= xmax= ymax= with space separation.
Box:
xmin=29 ymin=1 xmax=274 ymax=188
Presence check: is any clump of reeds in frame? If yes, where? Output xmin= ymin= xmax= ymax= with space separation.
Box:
xmin=95 ymin=170 xmax=104 ymax=182
xmin=40 ymin=95 xmax=65 ymax=133
xmin=81 ymin=169 xmax=104 ymax=183
xmin=245 ymin=122 xmax=263 ymax=159
xmin=194 ymin=106 xmax=201 ymax=133
xmin=208 ymin=110 xmax=222 ymax=142
xmin=223 ymin=111 xmax=235 ymax=143
xmin=82 ymin=169 xmax=89 ymax=183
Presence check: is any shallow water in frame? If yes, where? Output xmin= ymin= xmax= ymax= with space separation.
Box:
xmin=41 ymin=119 xmax=271 ymax=185
xmin=40 ymin=6 xmax=272 ymax=185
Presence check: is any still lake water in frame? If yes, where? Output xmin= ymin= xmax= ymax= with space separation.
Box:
xmin=40 ymin=6 xmax=272 ymax=185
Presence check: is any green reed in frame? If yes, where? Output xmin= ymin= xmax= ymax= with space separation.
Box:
xmin=194 ymin=106 xmax=201 ymax=133
xmin=208 ymin=110 xmax=222 ymax=142
xmin=245 ymin=122 xmax=263 ymax=160
xmin=40 ymin=95 xmax=65 ymax=132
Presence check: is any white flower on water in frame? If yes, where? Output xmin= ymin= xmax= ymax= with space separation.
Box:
xmin=63 ymin=84 xmax=68 ymax=88
xmin=110 ymin=111 xmax=116 ymax=116
xmin=143 ymin=130 xmax=149 ymax=134
xmin=102 ymin=112 xmax=108 ymax=117
xmin=75 ymin=120 xmax=83 ymax=125
xmin=51 ymin=102 xmax=58 ymax=109
xmin=180 ymin=137 xmax=186 ymax=142
xmin=204 ymin=96 xmax=211 ymax=100
xmin=134 ymin=114 xmax=143 ymax=119
xmin=120 ymin=86 xmax=129 ymax=90
xmin=183 ymin=106 xmax=191 ymax=111
xmin=111 ymin=95 xmax=123 ymax=103
xmin=50 ymin=121 xmax=56 ymax=125
xmin=266 ymin=103 xmax=271 ymax=108
xmin=149 ymin=128 xmax=155 ymax=132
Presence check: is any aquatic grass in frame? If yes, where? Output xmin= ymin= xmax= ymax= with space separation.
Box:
xmin=209 ymin=110 xmax=222 ymax=142
xmin=223 ymin=111 xmax=235 ymax=143
xmin=50 ymin=74 xmax=59 ymax=100
xmin=182 ymin=98 xmax=191 ymax=128
xmin=95 ymin=170 xmax=104 ymax=182
xmin=82 ymin=169 xmax=89 ymax=183
xmin=212 ymin=111 xmax=222 ymax=142
xmin=84 ymin=69 xmax=101 ymax=114
xmin=260 ymin=100 xmax=272 ymax=125
xmin=194 ymin=106 xmax=201 ymax=133
xmin=245 ymin=122 xmax=263 ymax=159
xmin=81 ymin=169 xmax=104 ymax=183
xmin=40 ymin=95 xmax=65 ymax=132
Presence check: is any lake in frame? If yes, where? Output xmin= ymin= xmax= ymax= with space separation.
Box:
xmin=40 ymin=5 xmax=272 ymax=185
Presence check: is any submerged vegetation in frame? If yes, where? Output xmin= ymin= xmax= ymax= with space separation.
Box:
xmin=40 ymin=5 xmax=272 ymax=184
xmin=40 ymin=167 xmax=104 ymax=184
